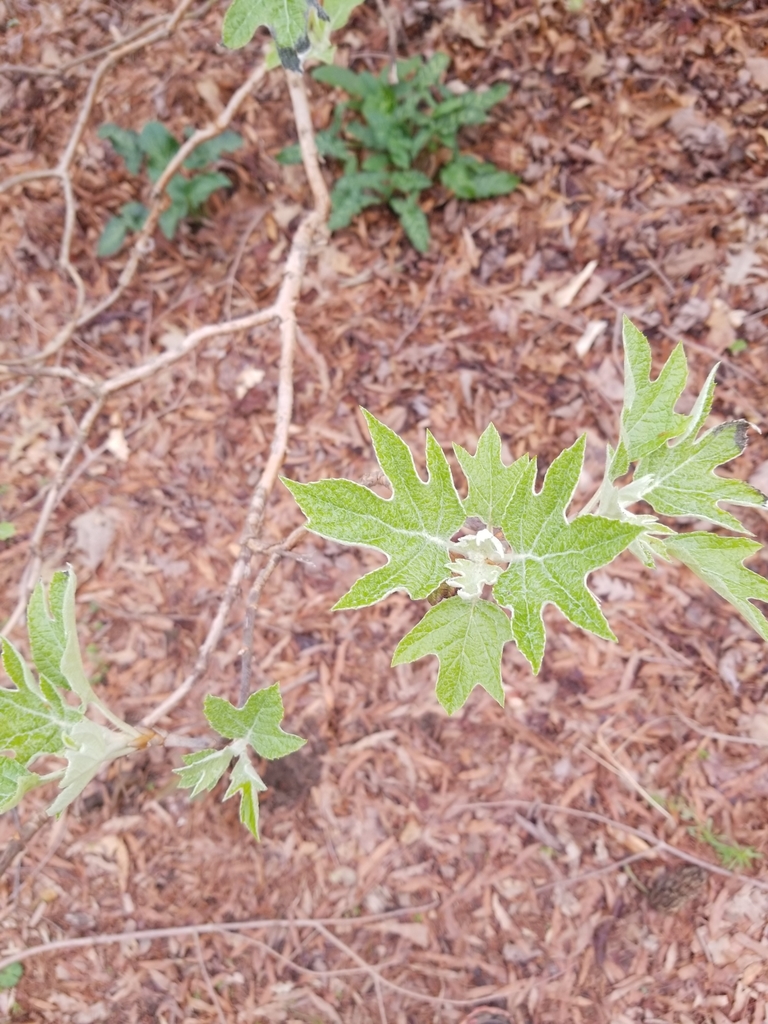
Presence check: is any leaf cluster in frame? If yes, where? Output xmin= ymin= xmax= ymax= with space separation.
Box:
xmin=277 ymin=54 xmax=519 ymax=252
xmin=97 ymin=122 xmax=242 ymax=256
xmin=1 ymin=570 xmax=304 ymax=840
xmin=284 ymin=317 xmax=768 ymax=714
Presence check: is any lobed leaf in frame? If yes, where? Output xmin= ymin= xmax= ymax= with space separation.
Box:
xmin=204 ymin=685 xmax=305 ymax=760
xmin=0 ymin=758 xmax=43 ymax=815
xmin=0 ymin=637 xmax=80 ymax=767
xmin=390 ymin=194 xmax=430 ymax=253
xmin=283 ymin=410 xmax=465 ymax=607
xmin=174 ymin=746 xmax=234 ymax=798
xmin=664 ymin=533 xmax=768 ymax=642
xmin=392 ymin=597 xmax=511 ymax=714
xmin=493 ymin=435 xmax=643 ymax=672
xmin=47 ymin=719 xmax=134 ymax=816
xmin=223 ymin=753 xmax=267 ymax=839
xmin=454 ymin=423 xmax=529 ymax=528
xmin=616 ymin=316 xmax=689 ymax=470
xmin=27 ymin=572 xmax=71 ymax=692
xmin=223 ymin=0 xmax=328 ymax=66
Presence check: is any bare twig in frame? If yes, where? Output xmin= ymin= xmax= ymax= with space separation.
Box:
xmin=140 ymin=72 xmax=329 ymax=728
xmin=0 ymin=903 xmax=437 ymax=973
xmin=448 ymin=799 xmax=768 ymax=892
xmin=0 ymin=0 xmax=198 ymax=365
xmin=239 ymin=526 xmax=306 ymax=704
xmin=0 ymin=810 xmax=49 ymax=881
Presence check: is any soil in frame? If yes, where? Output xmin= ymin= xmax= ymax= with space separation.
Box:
xmin=2 ymin=1 xmax=768 ymax=1022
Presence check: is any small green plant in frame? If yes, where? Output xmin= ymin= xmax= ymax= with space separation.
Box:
xmin=284 ymin=317 xmax=768 ymax=714
xmin=276 ymin=54 xmax=519 ymax=252
xmin=0 ymin=522 xmax=15 ymax=541
xmin=690 ymin=818 xmax=762 ymax=870
xmin=0 ymin=570 xmax=302 ymax=838
xmin=97 ymin=122 xmax=243 ymax=256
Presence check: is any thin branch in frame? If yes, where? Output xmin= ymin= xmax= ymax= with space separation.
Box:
xmin=0 ymin=904 xmax=438 ymax=974
xmin=141 ymin=71 xmax=328 ymax=728
xmin=240 ymin=526 xmax=305 ymax=704
xmin=448 ymin=799 xmax=768 ymax=892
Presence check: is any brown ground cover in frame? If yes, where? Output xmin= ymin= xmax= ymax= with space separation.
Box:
xmin=2 ymin=1 xmax=768 ymax=1021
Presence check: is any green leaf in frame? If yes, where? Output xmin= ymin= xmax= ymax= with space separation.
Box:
xmin=183 ymin=130 xmax=242 ymax=171
xmin=283 ymin=410 xmax=466 ymax=608
xmin=393 ymin=597 xmax=512 ymax=714
xmin=617 ymin=317 xmax=689 ymax=467
xmin=276 ymin=142 xmax=302 ymax=165
xmin=98 ymin=124 xmax=143 ymax=175
xmin=0 ymin=521 xmax=16 ymax=541
xmin=138 ymin=122 xmax=180 ymax=182
xmin=174 ymin=746 xmax=234 ymax=798
xmin=223 ymin=753 xmax=267 ymax=839
xmin=47 ymin=719 xmax=133 ymax=817
xmin=493 ymin=435 xmax=643 ymax=672
xmin=0 ymin=963 xmax=23 ymax=990
xmin=454 ymin=423 xmax=530 ymax=528
xmin=322 ymin=0 xmax=364 ymax=29
xmin=0 ymin=758 xmax=43 ymax=814
xmin=184 ymin=171 xmax=232 ymax=210
xmin=0 ymin=637 xmax=80 ymax=766
xmin=440 ymin=155 xmax=519 ymax=200
xmin=313 ymin=64 xmax=377 ymax=97
xmin=664 ymin=533 xmax=768 ymax=642
xmin=56 ymin=569 xmax=98 ymax=705
xmin=620 ymin=365 xmax=766 ymax=531
xmin=204 ymin=684 xmax=305 ymax=759
xmin=328 ymin=172 xmax=388 ymax=229
xmin=222 ymin=0 xmax=326 ymax=66
xmin=27 ymin=574 xmax=70 ymax=692
xmin=390 ymin=169 xmax=432 ymax=193
xmin=97 ymin=216 xmax=129 ymax=258
xmin=390 ymin=194 xmax=430 ymax=252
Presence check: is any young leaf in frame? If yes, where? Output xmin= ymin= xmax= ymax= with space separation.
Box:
xmin=183 ymin=171 xmax=233 ymax=210
xmin=183 ymin=130 xmax=242 ymax=171
xmin=57 ymin=569 xmax=98 ymax=705
xmin=617 ymin=317 xmax=689 ymax=467
xmin=0 ymin=758 xmax=43 ymax=815
xmin=454 ymin=423 xmax=530 ymax=528
xmin=222 ymin=0 xmax=327 ymax=66
xmin=664 ymin=533 xmax=768 ymax=642
xmin=313 ymin=64 xmax=378 ymax=97
xmin=283 ymin=410 xmax=466 ymax=608
xmin=624 ymin=365 xmax=766 ymax=531
xmin=0 ymin=637 xmax=79 ymax=766
xmin=439 ymin=155 xmax=519 ymax=200
xmin=98 ymin=124 xmax=143 ymax=175
xmin=47 ymin=719 xmax=133 ymax=817
xmin=174 ymin=746 xmax=234 ymax=798
xmin=0 ymin=522 xmax=15 ymax=541
xmin=97 ymin=216 xmax=129 ymax=258
xmin=204 ymin=685 xmax=305 ymax=760
xmin=493 ymin=435 xmax=643 ymax=672
xmin=0 ymin=963 xmax=23 ymax=990
xmin=223 ymin=753 xmax=267 ymax=838
xmin=392 ymin=597 xmax=512 ymax=714
xmin=139 ymin=122 xmax=180 ymax=182
xmin=27 ymin=572 xmax=70 ymax=692
xmin=390 ymin=194 xmax=430 ymax=253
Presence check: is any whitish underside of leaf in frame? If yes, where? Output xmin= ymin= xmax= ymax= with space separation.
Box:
xmin=454 ymin=423 xmax=530 ymax=528
xmin=174 ymin=747 xmax=234 ymax=798
xmin=493 ymin=435 xmax=643 ymax=673
xmin=392 ymin=597 xmax=512 ymax=714
xmin=47 ymin=719 xmax=133 ymax=817
xmin=618 ymin=316 xmax=689 ymax=466
xmin=283 ymin=410 xmax=465 ymax=608
xmin=664 ymin=533 xmax=768 ymax=642
xmin=203 ymin=685 xmax=305 ymax=760
xmin=223 ymin=753 xmax=267 ymax=839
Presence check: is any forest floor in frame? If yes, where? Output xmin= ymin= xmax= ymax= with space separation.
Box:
xmin=2 ymin=1 xmax=768 ymax=1022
